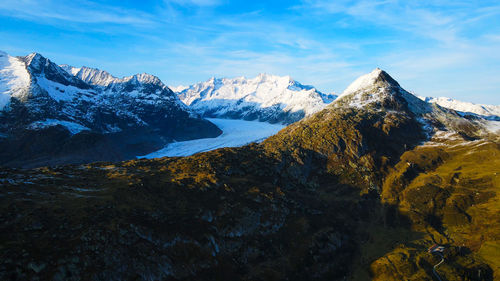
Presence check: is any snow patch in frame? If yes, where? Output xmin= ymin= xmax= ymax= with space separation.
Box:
xmin=343 ymin=87 xmax=386 ymax=108
xmin=0 ymin=51 xmax=30 ymax=110
xmin=28 ymin=119 xmax=90 ymax=134
xmin=339 ymin=68 xmax=383 ymax=98
xmin=483 ymin=120 xmax=500 ymax=134
xmin=36 ymin=76 xmax=95 ymax=102
xmin=139 ymin=118 xmax=285 ymax=158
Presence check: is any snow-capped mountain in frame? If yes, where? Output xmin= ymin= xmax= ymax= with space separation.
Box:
xmin=332 ymin=68 xmax=498 ymax=136
xmin=0 ymin=51 xmax=221 ymax=167
xmin=175 ymin=74 xmax=337 ymax=124
xmin=418 ymin=96 xmax=500 ymax=120
xmin=334 ymin=68 xmax=432 ymax=114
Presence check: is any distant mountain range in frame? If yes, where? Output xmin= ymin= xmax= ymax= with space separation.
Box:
xmin=418 ymin=96 xmax=500 ymax=120
xmin=172 ymin=75 xmax=499 ymax=123
xmin=56 ymin=63 xmax=500 ymax=126
xmin=0 ymin=51 xmax=221 ymax=168
xmin=174 ymin=74 xmax=337 ymax=124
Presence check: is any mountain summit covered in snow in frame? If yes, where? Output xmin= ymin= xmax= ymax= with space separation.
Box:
xmin=327 ymin=68 xmax=499 ymax=136
xmin=175 ymin=73 xmax=337 ymax=124
xmin=0 ymin=51 xmax=221 ymax=167
xmin=334 ymin=68 xmax=433 ymax=114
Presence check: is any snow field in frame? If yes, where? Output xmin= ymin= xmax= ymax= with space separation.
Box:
xmin=0 ymin=51 xmax=30 ymax=110
xmin=139 ymin=118 xmax=285 ymax=158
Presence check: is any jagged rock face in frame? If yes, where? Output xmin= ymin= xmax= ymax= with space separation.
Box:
xmin=24 ymin=53 xmax=91 ymax=90
xmin=0 ymin=68 xmax=498 ymax=281
xmin=176 ymin=74 xmax=337 ymax=124
xmin=0 ymin=52 xmax=221 ymax=168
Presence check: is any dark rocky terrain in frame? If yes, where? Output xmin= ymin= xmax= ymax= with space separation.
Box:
xmin=0 ymin=69 xmax=498 ymax=280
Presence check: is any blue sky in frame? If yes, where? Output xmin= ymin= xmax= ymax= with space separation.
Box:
xmin=1 ymin=0 xmax=499 ymax=104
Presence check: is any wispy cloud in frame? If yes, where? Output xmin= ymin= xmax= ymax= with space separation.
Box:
xmin=295 ymin=0 xmax=500 ymax=46
xmin=0 ymin=0 xmax=156 ymax=26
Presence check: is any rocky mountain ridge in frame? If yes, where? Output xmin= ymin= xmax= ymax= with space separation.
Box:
xmin=174 ymin=74 xmax=337 ymax=124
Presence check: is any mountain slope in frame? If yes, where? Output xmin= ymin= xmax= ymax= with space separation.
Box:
xmin=264 ymin=68 xmax=490 ymax=187
xmin=0 ymin=68 xmax=498 ymax=281
xmin=176 ymin=74 xmax=337 ymax=124
xmin=263 ymin=68 xmax=499 ymax=279
xmin=0 ymin=51 xmax=221 ymax=168
xmin=0 ymin=51 xmax=31 ymax=109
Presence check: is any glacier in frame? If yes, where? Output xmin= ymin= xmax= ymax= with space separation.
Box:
xmin=139 ymin=118 xmax=285 ymax=158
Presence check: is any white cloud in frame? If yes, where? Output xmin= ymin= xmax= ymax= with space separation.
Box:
xmin=0 ymin=0 xmax=156 ymax=26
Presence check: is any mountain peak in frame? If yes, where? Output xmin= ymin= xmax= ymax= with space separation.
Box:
xmin=25 ymin=52 xmax=44 ymax=60
xmin=24 ymin=52 xmax=48 ymax=71
xmin=129 ymin=73 xmax=163 ymax=86
xmin=74 ymin=66 xmax=117 ymax=86
xmin=20 ymin=52 xmax=92 ymax=90
xmin=334 ymin=68 xmax=432 ymax=114
xmin=340 ymin=68 xmax=400 ymax=98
